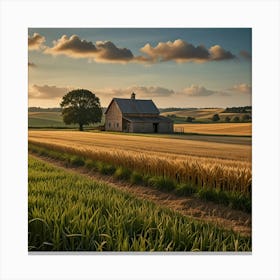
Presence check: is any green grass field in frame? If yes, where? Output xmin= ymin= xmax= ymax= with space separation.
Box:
xmin=28 ymin=111 xmax=105 ymax=128
xmin=29 ymin=112 xmax=71 ymax=127
xmin=28 ymin=155 xmax=251 ymax=251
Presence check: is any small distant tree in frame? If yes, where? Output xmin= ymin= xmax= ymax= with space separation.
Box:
xmin=225 ymin=116 xmax=231 ymax=122
xmin=60 ymin=89 xmax=102 ymax=131
xmin=212 ymin=114 xmax=220 ymax=122
xmin=186 ymin=116 xmax=195 ymax=123
xmin=233 ymin=116 xmax=240 ymax=122
xmin=242 ymin=114 xmax=251 ymax=122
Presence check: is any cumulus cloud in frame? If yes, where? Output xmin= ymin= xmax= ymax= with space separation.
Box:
xmin=180 ymin=85 xmax=217 ymax=97
xmin=209 ymin=45 xmax=235 ymax=61
xmin=140 ymin=39 xmax=235 ymax=63
xmin=228 ymin=83 xmax=252 ymax=94
xmin=178 ymin=85 xmax=230 ymax=97
xmin=140 ymin=39 xmax=209 ymax=63
xmin=45 ymin=34 xmax=135 ymax=63
xmin=178 ymin=84 xmax=251 ymax=97
xmin=45 ymin=35 xmax=97 ymax=57
xmin=130 ymin=86 xmax=174 ymax=97
xmin=28 ymin=33 xmax=46 ymax=50
xmin=239 ymin=50 xmax=251 ymax=60
xmin=29 ymin=84 xmax=72 ymax=99
xmin=28 ymin=84 xmax=174 ymax=101
xmin=96 ymin=85 xmax=175 ymax=98
xmin=95 ymin=41 xmax=134 ymax=62
xmin=42 ymin=35 xmax=235 ymax=64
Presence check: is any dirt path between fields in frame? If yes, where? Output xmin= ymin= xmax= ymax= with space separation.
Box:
xmin=31 ymin=153 xmax=252 ymax=237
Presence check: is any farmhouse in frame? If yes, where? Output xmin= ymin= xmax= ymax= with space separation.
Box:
xmin=105 ymin=93 xmax=173 ymax=133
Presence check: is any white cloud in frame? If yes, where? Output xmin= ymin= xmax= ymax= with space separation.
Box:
xmin=34 ymin=34 xmax=236 ymax=65
xmin=96 ymin=86 xmax=175 ymax=98
xmin=180 ymin=85 xmax=216 ymax=97
xmin=228 ymin=83 xmax=252 ymax=94
xmin=29 ymin=84 xmax=72 ymax=99
xmin=140 ymin=39 xmax=235 ymax=63
xmin=44 ymin=35 xmax=135 ymax=63
xmin=28 ymin=33 xmax=46 ymax=50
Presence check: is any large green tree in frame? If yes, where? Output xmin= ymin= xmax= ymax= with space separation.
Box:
xmin=60 ymin=89 xmax=102 ymax=131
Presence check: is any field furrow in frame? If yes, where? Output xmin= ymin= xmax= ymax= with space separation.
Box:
xmin=28 ymin=155 xmax=251 ymax=251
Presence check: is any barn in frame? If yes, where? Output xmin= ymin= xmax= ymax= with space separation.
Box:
xmin=105 ymin=93 xmax=173 ymax=133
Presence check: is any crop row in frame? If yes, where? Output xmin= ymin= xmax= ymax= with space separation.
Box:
xmin=28 ymin=130 xmax=251 ymax=162
xmin=28 ymin=155 xmax=251 ymax=251
xmin=28 ymin=139 xmax=251 ymax=196
xmin=28 ymin=142 xmax=251 ymax=212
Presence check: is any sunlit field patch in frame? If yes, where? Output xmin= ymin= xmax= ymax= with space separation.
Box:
xmin=174 ymin=123 xmax=252 ymax=136
xmin=29 ymin=131 xmax=252 ymax=196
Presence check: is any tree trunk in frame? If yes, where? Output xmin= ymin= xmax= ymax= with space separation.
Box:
xmin=79 ymin=124 xmax=83 ymax=131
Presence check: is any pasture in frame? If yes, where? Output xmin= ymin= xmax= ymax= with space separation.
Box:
xmin=28 ymin=111 xmax=104 ymax=128
xmin=28 ymin=112 xmax=67 ymax=127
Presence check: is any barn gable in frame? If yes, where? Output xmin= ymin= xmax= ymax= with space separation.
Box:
xmin=105 ymin=93 xmax=173 ymax=133
xmin=105 ymin=98 xmax=159 ymax=115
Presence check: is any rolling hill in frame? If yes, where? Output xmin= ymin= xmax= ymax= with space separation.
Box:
xmin=28 ymin=111 xmax=104 ymax=128
xmin=161 ymin=108 xmax=251 ymax=123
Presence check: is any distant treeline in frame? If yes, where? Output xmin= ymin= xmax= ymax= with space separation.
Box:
xmin=159 ymin=108 xmax=197 ymax=113
xmin=28 ymin=107 xmax=61 ymax=112
xmin=29 ymin=107 xmax=107 ymax=113
xmin=223 ymin=106 xmax=252 ymax=113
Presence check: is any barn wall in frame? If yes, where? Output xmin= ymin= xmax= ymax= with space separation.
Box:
xmin=131 ymin=122 xmax=173 ymax=133
xmin=158 ymin=122 xmax=174 ymax=133
xmin=105 ymin=101 xmax=123 ymax=131
xmin=131 ymin=122 xmax=154 ymax=133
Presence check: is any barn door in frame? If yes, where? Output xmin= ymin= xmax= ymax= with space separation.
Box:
xmin=153 ymin=123 xmax=159 ymax=133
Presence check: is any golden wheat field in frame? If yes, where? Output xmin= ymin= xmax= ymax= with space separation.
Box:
xmin=174 ymin=123 xmax=252 ymax=136
xmin=161 ymin=108 xmax=225 ymax=118
xmin=29 ymin=131 xmax=252 ymax=194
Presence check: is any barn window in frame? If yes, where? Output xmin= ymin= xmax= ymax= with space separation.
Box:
xmin=117 ymin=123 xmax=119 ymax=128
xmin=109 ymin=122 xmax=111 ymax=128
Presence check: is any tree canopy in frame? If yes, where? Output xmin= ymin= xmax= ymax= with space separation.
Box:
xmin=242 ymin=114 xmax=251 ymax=122
xmin=212 ymin=114 xmax=220 ymax=122
xmin=233 ymin=116 xmax=240 ymax=122
xmin=60 ymin=89 xmax=102 ymax=131
xmin=186 ymin=116 xmax=195 ymax=123
xmin=225 ymin=116 xmax=231 ymax=122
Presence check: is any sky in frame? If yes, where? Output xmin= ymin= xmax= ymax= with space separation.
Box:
xmin=28 ymin=28 xmax=252 ymax=108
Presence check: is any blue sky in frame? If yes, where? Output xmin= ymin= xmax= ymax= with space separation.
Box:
xmin=28 ymin=28 xmax=251 ymax=108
